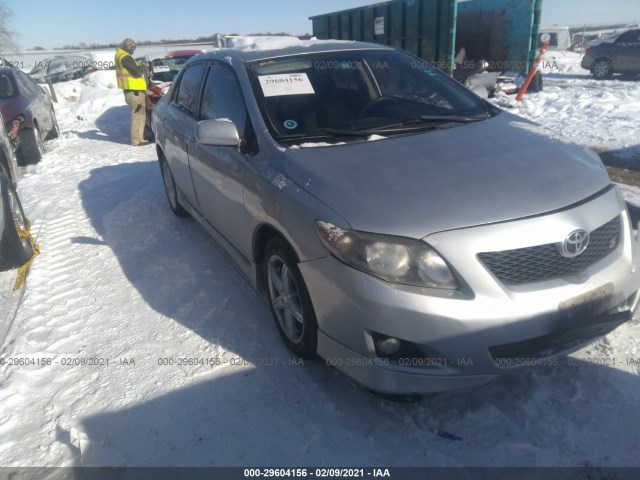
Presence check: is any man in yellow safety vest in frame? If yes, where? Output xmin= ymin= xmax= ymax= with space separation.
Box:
xmin=114 ymin=38 xmax=148 ymax=146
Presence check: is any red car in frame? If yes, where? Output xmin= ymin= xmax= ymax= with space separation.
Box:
xmin=0 ymin=67 xmax=59 ymax=165
xmin=147 ymin=50 xmax=204 ymax=83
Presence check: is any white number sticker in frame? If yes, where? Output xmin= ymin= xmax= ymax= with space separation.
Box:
xmin=258 ymin=73 xmax=315 ymax=97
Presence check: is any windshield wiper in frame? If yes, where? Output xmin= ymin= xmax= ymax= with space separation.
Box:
xmin=403 ymin=114 xmax=490 ymax=124
xmin=278 ymin=128 xmax=393 ymax=141
xmin=364 ymin=114 xmax=490 ymax=131
xmin=277 ymin=119 xmax=470 ymax=143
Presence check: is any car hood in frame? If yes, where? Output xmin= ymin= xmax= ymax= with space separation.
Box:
xmin=281 ymin=112 xmax=611 ymax=239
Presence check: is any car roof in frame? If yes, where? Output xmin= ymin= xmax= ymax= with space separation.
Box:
xmin=193 ymin=40 xmax=395 ymax=64
xmin=143 ymin=49 xmax=205 ymax=62
xmin=166 ymin=49 xmax=204 ymax=58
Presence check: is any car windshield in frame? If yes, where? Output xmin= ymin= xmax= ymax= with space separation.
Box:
xmin=150 ymin=56 xmax=193 ymax=83
xmin=246 ymin=49 xmax=491 ymax=145
xmin=30 ymin=62 xmax=48 ymax=76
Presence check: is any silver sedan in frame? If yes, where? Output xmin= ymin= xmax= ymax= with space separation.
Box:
xmin=153 ymin=41 xmax=640 ymax=395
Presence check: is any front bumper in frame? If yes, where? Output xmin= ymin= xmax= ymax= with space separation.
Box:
xmin=300 ymin=189 xmax=640 ymax=394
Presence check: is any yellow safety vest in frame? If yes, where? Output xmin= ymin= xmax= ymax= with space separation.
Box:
xmin=114 ymin=48 xmax=146 ymax=91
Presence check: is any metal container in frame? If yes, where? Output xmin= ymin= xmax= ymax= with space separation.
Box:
xmin=456 ymin=0 xmax=543 ymax=73
xmin=310 ymin=0 xmax=457 ymax=75
xmin=310 ymin=0 xmax=543 ymax=75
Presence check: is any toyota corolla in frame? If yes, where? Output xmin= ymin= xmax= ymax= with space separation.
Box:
xmin=152 ymin=40 xmax=640 ymax=394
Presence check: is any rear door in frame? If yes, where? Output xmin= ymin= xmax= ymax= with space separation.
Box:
xmin=188 ymin=61 xmax=257 ymax=259
xmin=613 ymin=30 xmax=640 ymax=72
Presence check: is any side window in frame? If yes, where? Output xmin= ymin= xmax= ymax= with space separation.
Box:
xmin=540 ymin=33 xmax=558 ymax=48
xmin=200 ymin=63 xmax=247 ymax=128
xmin=14 ymin=71 xmax=37 ymax=95
xmin=175 ymin=63 xmax=206 ymax=117
xmin=49 ymin=59 xmax=66 ymax=74
xmin=0 ymin=74 xmax=15 ymax=98
xmin=200 ymin=62 xmax=257 ymax=153
xmin=616 ymin=31 xmax=640 ymax=44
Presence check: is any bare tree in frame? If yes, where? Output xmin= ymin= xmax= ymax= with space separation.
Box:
xmin=0 ymin=1 xmax=18 ymax=56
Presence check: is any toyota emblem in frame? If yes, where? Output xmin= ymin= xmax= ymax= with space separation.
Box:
xmin=561 ymin=229 xmax=590 ymax=257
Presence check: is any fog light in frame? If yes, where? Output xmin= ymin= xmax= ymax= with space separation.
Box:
xmin=375 ymin=336 xmax=402 ymax=356
xmin=371 ymin=332 xmax=449 ymax=368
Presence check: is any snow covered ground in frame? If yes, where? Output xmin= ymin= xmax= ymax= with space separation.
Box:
xmin=493 ymin=51 xmax=640 ymax=163
xmin=1 ymin=56 xmax=640 ymax=471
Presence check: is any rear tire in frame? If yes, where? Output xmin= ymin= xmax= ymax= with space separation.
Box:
xmin=592 ymin=58 xmax=613 ymax=80
xmin=0 ymin=175 xmax=33 ymax=271
xmin=17 ymin=126 xmax=44 ymax=165
xmin=46 ymin=108 xmax=60 ymax=140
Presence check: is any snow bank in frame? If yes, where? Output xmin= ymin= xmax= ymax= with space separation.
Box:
xmin=540 ymin=50 xmax=586 ymax=75
xmin=492 ymin=52 xmax=640 ymax=153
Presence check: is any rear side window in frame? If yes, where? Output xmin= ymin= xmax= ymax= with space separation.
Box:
xmin=616 ymin=31 xmax=640 ymax=44
xmin=176 ymin=63 xmax=206 ymax=117
xmin=0 ymin=74 xmax=15 ymax=98
xmin=14 ymin=70 xmax=38 ymax=94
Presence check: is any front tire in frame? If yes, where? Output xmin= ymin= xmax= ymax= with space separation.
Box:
xmin=17 ymin=126 xmax=44 ymax=165
xmin=160 ymin=158 xmax=187 ymax=217
xmin=46 ymin=108 xmax=60 ymax=140
xmin=265 ymin=238 xmax=318 ymax=359
xmin=592 ymin=58 xmax=613 ymax=80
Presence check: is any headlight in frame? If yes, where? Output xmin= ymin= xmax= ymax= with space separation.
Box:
xmin=315 ymin=221 xmax=458 ymax=289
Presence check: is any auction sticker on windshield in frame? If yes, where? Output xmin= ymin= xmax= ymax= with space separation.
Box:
xmin=258 ymin=73 xmax=315 ymax=97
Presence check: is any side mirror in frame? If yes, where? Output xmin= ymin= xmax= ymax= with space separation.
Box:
xmin=196 ymin=119 xmax=240 ymax=147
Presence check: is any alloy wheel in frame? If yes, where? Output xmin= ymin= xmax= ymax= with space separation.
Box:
xmin=267 ymin=254 xmax=305 ymax=344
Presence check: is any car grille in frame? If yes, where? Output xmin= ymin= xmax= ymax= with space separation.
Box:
xmin=489 ymin=311 xmax=629 ymax=362
xmin=478 ymin=216 xmax=621 ymax=285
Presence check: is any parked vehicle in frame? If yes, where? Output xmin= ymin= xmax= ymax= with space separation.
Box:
xmin=153 ymin=41 xmax=640 ymax=395
xmin=581 ymin=29 xmax=640 ymax=79
xmin=0 ymin=112 xmax=19 ymax=188
xmin=0 ymin=172 xmax=32 ymax=272
xmin=0 ymin=67 xmax=59 ymax=165
xmin=0 ymin=112 xmax=32 ymax=272
xmin=29 ymin=55 xmax=97 ymax=84
xmin=146 ymin=50 xmax=204 ymax=84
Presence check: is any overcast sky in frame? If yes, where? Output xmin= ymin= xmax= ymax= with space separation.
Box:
xmin=7 ymin=0 xmax=640 ymax=50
